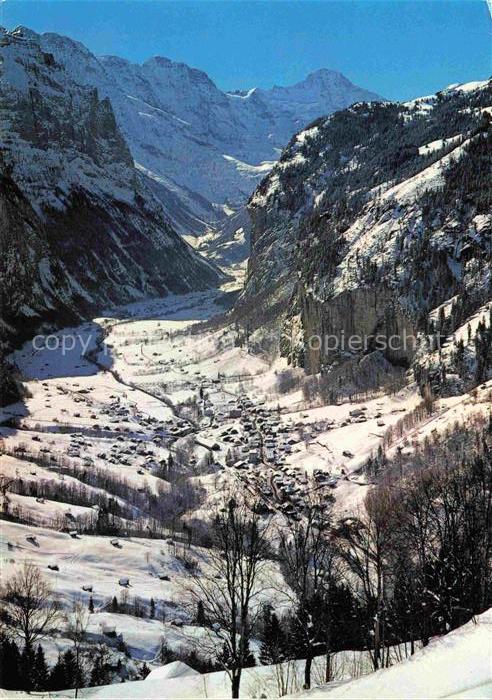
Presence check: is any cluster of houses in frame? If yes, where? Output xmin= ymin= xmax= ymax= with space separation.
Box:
xmin=193 ymin=394 xmax=337 ymax=521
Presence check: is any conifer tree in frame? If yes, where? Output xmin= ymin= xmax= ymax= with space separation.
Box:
xmin=139 ymin=662 xmax=151 ymax=679
xmin=195 ymin=599 xmax=206 ymax=625
xmin=0 ymin=638 xmax=22 ymax=690
xmin=20 ymin=643 xmax=35 ymax=691
xmin=32 ymin=644 xmax=49 ymax=691
xmin=259 ymin=605 xmax=289 ymax=666
xmin=48 ymin=654 xmax=67 ymax=691
xmin=90 ymin=645 xmax=112 ymax=687
xmin=63 ymin=649 xmax=82 ymax=690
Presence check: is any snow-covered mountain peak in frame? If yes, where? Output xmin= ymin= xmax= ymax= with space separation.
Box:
xmin=142 ymin=54 xmax=216 ymax=87
xmin=260 ymin=67 xmax=381 ymax=103
xmin=7 ymin=25 xmax=39 ymax=41
xmin=290 ymin=67 xmax=351 ymax=88
xmin=42 ymin=29 xmax=94 ymax=56
xmin=1 ymin=24 xmax=384 ymax=266
xmin=14 ymin=25 xmax=382 ymax=241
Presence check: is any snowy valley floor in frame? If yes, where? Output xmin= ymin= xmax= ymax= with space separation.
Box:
xmin=1 ymin=286 xmax=491 ymax=698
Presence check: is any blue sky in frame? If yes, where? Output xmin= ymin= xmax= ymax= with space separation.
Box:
xmin=2 ymin=1 xmax=491 ymax=100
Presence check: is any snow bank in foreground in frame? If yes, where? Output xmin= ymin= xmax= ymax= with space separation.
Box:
xmin=2 ymin=610 xmax=489 ymax=699
xmin=292 ymin=609 xmax=492 ymax=700
xmin=145 ymin=661 xmax=199 ymax=681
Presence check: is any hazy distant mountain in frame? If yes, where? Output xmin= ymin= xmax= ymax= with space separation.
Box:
xmin=39 ymin=30 xmax=382 ymax=235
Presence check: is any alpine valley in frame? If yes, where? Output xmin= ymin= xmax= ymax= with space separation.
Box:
xmin=0 ymin=23 xmax=491 ymax=700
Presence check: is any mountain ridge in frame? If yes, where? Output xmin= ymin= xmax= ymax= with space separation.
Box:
xmin=28 ymin=25 xmax=381 ymax=243
xmin=238 ymin=79 xmax=491 ymax=399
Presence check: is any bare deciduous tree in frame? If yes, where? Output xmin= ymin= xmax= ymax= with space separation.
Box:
xmin=278 ymin=501 xmax=339 ymax=689
xmin=187 ymin=497 xmax=271 ymax=698
xmin=65 ymin=601 xmax=90 ymax=697
xmin=336 ymin=487 xmax=402 ymax=671
xmin=1 ymin=561 xmax=61 ymax=652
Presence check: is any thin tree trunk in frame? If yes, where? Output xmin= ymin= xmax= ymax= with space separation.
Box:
xmin=373 ymin=615 xmax=381 ymax=670
xmin=325 ymin=650 xmax=332 ymax=683
xmin=75 ymin=645 xmax=80 ymax=698
xmin=304 ymin=653 xmax=313 ymax=689
xmin=231 ymin=670 xmax=241 ymax=699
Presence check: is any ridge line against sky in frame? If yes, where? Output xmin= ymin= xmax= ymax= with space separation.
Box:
xmin=1 ymin=0 xmax=491 ymax=100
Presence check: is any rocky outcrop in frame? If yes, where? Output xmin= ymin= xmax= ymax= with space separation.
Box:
xmin=300 ymin=287 xmax=416 ymax=373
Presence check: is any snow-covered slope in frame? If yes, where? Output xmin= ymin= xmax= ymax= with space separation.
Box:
xmin=36 ymin=29 xmax=381 ymax=236
xmin=241 ymin=79 xmax=491 ymax=395
xmin=291 ymin=609 xmax=492 ymax=699
xmin=0 ymin=26 xmax=222 ymax=353
xmin=2 ymin=608 xmax=488 ymax=698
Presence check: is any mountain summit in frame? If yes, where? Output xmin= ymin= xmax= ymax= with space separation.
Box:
xmin=36 ymin=28 xmax=381 ymax=234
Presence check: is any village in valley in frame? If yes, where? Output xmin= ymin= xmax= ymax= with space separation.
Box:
xmin=1 ymin=280 xmax=490 ymax=697
xmin=1 ymin=6 xmax=491 ymax=697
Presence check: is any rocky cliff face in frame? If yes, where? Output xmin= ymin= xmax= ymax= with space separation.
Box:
xmin=38 ymin=29 xmax=381 ymax=239
xmin=242 ymin=81 xmax=491 ymax=394
xmin=0 ymin=26 xmax=222 ymax=352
